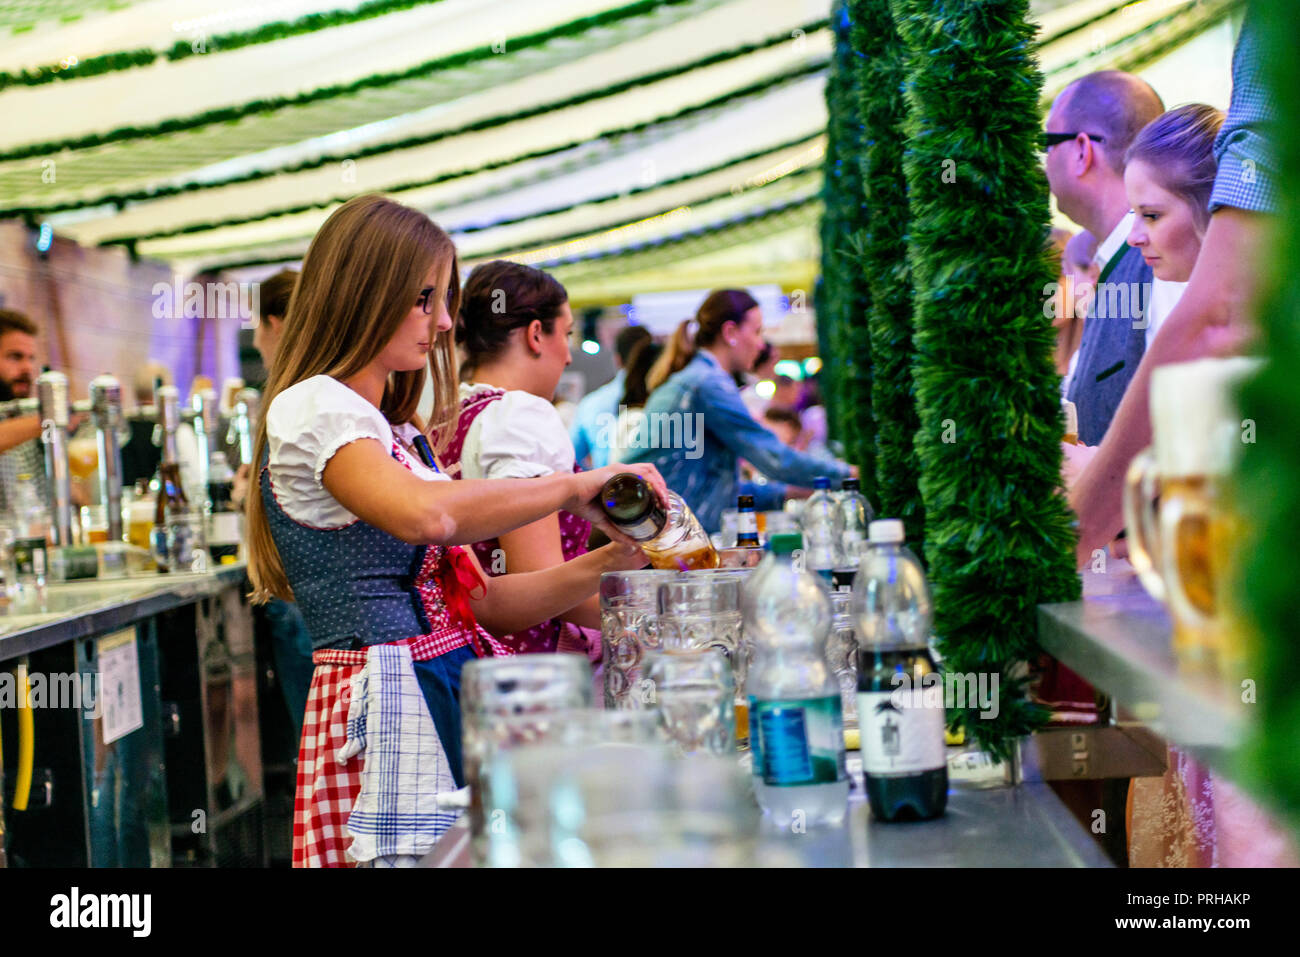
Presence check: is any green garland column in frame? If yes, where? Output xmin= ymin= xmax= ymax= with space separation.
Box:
xmin=852 ymin=0 xmax=924 ymax=541
xmin=819 ymin=0 xmax=876 ymax=494
xmin=1238 ymin=0 xmax=1300 ymax=835
xmin=891 ymin=0 xmax=1081 ymax=756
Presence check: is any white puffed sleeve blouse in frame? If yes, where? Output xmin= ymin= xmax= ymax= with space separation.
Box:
xmin=266 ymin=375 xmax=446 ymax=528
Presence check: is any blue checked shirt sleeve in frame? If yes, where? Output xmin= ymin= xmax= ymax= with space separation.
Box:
xmin=1209 ymin=13 xmax=1279 ymax=215
xmin=698 ymin=369 xmax=850 ymax=488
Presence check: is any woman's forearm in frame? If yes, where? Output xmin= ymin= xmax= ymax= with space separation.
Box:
xmin=324 ymin=441 xmax=581 ymax=546
xmin=421 ymin=474 xmax=578 ymax=546
xmin=472 ymin=547 xmax=627 ymax=636
xmin=326 ymin=443 xmax=660 ymax=548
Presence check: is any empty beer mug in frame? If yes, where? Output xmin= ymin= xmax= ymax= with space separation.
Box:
xmin=599 ymin=569 xmax=677 ymax=709
xmin=460 ymin=653 xmax=593 ymax=857
xmin=644 ymin=648 xmax=736 ymax=756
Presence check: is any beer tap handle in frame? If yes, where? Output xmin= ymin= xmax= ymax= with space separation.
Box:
xmin=36 ymin=371 xmax=73 ymax=547
xmin=90 ymin=374 xmax=126 ymax=542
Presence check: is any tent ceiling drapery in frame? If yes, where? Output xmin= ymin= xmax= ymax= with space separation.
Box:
xmin=1 ymin=1 xmax=365 ymax=69
xmin=0 ymin=0 xmax=1240 ymax=304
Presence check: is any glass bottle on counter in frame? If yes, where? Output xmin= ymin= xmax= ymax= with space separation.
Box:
xmin=718 ymin=493 xmax=766 ymax=569
xmin=206 ymin=450 xmax=241 ymax=563
xmin=598 ymin=473 xmax=718 ymax=570
xmin=853 ymin=519 xmax=947 ymax=822
xmin=735 ymin=494 xmax=760 ymax=548
xmin=12 ymin=473 xmax=50 ymax=593
xmin=152 ymin=387 xmax=199 ymax=573
xmin=744 ymin=531 xmax=848 ymax=827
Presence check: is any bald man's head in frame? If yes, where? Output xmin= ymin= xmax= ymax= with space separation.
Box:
xmin=1058 ymin=71 xmax=1165 ymax=175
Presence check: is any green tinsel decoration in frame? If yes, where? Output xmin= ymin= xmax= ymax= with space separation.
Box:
xmin=813 ymin=279 xmax=843 ymax=445
xmin=166 ymin=0 xmax=448 ymax=62
xmin=891 ymin=0 xmax=1081 ymax=757
xmin=818 ymin=1 xmax=875 ymax=493
xmin=853 ymin=0 xmax=923 ymax=538
xmin=1236 ymin=0 xmax=1300 ymax=834
xmin=0 ymin=49 xmax=157 ymax=92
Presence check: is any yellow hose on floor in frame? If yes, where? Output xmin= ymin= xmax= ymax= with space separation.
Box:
xmin=11 ymin=663 xmax=33 ymax=811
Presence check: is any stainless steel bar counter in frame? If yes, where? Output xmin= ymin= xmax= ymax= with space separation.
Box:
xmin=1038 ymin=561 xmax=1248 ymax=777
xmin=0 ymin=564 xmax=248 ymax=662
xmin=0 ymin=563 xmax=267 ymax=867
xmin=421 ymin=751 xmax=1113 ymax=868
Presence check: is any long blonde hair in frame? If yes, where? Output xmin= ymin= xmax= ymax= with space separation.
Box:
xmin=246 ymin=194 xmax=461 ymax=602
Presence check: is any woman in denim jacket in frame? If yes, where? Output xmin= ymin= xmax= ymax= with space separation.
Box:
xmin=625 ymin=289 xmax=853 ymax=534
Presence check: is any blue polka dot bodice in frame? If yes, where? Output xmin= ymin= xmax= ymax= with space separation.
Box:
xmin=260 ymin=462 xmax=455 ymax=651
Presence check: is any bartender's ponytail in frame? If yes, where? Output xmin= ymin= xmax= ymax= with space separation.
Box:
xmin=644 ymin=288 xmax=759 ymax=394
xmin=247 ymin=195 xmax=462 ymax=603
xmin=645 ymin=319 xmax=695 ymax=394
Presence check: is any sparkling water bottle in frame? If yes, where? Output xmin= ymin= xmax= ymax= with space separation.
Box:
xmin=853 ymin=519 xmax=948 ymax=822
xmin=799 ymin=476 xmax=843 ymax=583
xmin=836 ymin=478 xmax=874 ymax=563
xmin=743 ymin=532 xmax=848 ymax=828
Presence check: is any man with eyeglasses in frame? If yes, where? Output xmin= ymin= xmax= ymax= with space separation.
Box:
xmin=1044 ymin=70 xmax=1164 ymax=447
xmin=1039 ymin=74 xmax=1165 ymax=854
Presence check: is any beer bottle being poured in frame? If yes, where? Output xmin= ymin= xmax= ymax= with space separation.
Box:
xmin=598 ymin=473 xmax=719 ymax=571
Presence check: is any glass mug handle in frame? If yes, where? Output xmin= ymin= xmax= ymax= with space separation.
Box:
xmin=1158 ymin=493 xmax=1216 ymax=632
xmin=1122 ymin=447 xmax=1165 ymax=600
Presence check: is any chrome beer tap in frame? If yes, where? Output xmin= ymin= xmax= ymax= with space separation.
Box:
xmin=36 ymin=371 xmax=73 ymax=546
xmin=90 ymin=375 xmax=126 ymax=542
xmin=189 ymin=388 xmax=219 ymax=502
xmin=226 ymin=388 xmax=259 ymax=467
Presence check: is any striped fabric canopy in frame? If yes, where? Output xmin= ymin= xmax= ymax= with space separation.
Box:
xmin=0 ymin=0 xmax=1241 ymax=301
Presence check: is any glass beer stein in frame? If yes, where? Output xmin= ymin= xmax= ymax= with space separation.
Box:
xmin=1122 ymin=358 xmax=1260 ymax=676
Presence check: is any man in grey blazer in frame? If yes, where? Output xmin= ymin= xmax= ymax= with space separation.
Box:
xmin=1046 ymin=71 xmax=1165 ymax=446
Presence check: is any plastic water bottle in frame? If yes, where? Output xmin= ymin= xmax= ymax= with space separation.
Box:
xmin=853 ymin=519 xmax=948 ymax=821
xmin=800 ymin=477 xmax=843 ymax=583
xmin=836 ymin=478 xmax=874 ymax=563
xmin=743 ymin=531 xmax=848 ymax=827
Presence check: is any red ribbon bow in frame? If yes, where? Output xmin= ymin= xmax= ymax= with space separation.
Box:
xmin=437 ymin=546 xmax=491 ymax=656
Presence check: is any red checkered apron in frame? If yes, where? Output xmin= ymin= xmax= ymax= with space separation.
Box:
xmin=291 ymin=443 xmax=513 ymax=868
